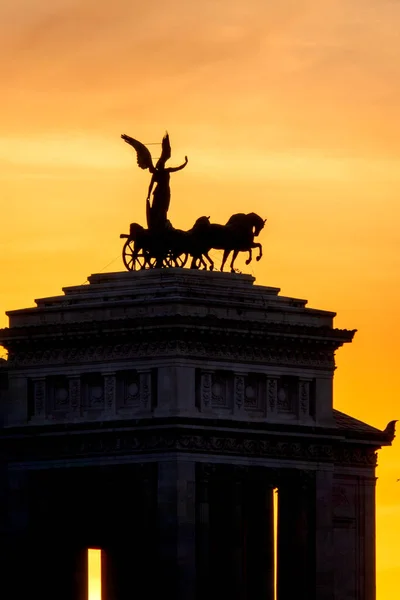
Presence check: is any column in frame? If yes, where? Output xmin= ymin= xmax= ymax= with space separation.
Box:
xmin=72 ymin=547 xmax=88 ymax=600
xmin=35 ymin=543 xmax=87 ymax=600
xmin=157 ymin=459 xmax=196 ymax=600
xmin=197 ymin=465 xmax=211 ymax=599
xmin=362 ymin=475 xmax=377 ymax=600
xmin=4 ymin=469 xmax=30 ymax=598
xmin=245 ymin=479 xmax=275 ymax=600
xmin=315 ymin=469 xmax=334 ymax=600
xmin=231 ymin=475 xmax=245 ymax=598
xmin=207 ymin=468 xmax=246 ymax=600
xmin=277 ymin=472 xmax=314 ymax=600
xmin=101 ymin=464 xmax=157 ymax=600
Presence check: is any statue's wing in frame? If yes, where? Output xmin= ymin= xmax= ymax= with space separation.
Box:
xmin=121 ymin=134 xmax=154 ymax=172
xmin=160 ymin=132 xmax=171 ymax=163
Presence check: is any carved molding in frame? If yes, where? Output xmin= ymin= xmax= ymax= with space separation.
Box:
xmin=104 ymin=374 xmax=116 ymax=413
xmin=234 ymin=374 xmax=245 ymax=410
xmin=139 ymin=370 xmax=151 ymax=409
xmin=33 ymin=378 xmax=46 ymax=417
xmin=2 ymin=427 xmax=378 ymax=468
xmin=299 ymin=379 xmax=310 ymax=417
xmin=68 ymin=376 xmax=81 ymax=414
xmin=5 ymin=338 xmax=335 ymax=369
xmin=267 ymin=378 xmax=278 ymax=413
xmin=200 ymin=372 xmax=212 ymax=410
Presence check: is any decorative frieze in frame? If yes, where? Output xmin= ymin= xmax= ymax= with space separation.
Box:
xmin=1 ymin=425 xmax=379 ymax=467
xmin=196 ymin=370 xmax=320 ymax=421
xmin=29 ymin=368 xmax=320 ymax=424
xmin=5 ymin=338 xmax=336 ymax=370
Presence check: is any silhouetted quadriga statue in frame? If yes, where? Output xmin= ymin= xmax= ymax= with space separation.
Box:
xmin=120 ymin=132 xmax=266 ymax=272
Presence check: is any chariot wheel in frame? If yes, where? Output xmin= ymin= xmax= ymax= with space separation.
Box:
xmin=163 ymin=252 xmax=189 ymax=268
xmin=122 ymin=239 xmax=155 ymax=271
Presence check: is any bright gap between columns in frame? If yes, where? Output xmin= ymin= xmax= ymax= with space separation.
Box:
xmin=88 ymin=548 xmax=102 ymax=600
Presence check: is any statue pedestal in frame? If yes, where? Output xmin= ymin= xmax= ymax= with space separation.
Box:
xmin=0 ymin=269 xmax=393 ymax=599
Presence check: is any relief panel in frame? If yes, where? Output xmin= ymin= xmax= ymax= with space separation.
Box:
xmin=243 ymin=374 xmax=266 ymax=416
xmin=46 ymin=376 xmax=70 ymax=416
xmin=277 ymin=376 xmax=298 ymax=417
xmin=82 ymin=373 xmax=105 ymax=412
xmin=116 ymin=369 xmax=153 ymax=415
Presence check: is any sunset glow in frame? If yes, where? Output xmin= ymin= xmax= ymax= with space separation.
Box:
xmin=1 ymin=1 xmax=399 ymax=596
xmin=88 ymin=549 xmax=102 ymax=600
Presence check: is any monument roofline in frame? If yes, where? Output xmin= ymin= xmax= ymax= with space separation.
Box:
xmin=5 ymin=269 xmax=336 ymax=318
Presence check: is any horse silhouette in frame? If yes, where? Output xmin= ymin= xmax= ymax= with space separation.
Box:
xmin=121 ymin=212 xmax=266 ymax=272
xmin=191 ymin=212 xmax=266 ymax=272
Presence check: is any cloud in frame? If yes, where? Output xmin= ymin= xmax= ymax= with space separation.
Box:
xmin=1 ymin=0 xmax=400 ymax=160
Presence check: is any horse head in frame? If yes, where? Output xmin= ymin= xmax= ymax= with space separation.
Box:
xmin=248 ymin=213 xmax=267 ymax=236
xmin=193 ymin=215 xmax=211 ymax=229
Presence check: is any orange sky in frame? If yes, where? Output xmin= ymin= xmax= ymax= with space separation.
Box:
xmin=1 ymin=1 xmax=400 ymax=597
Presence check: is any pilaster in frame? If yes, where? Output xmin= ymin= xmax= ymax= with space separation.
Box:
xmin=157 ymin=458 xmax=196 ymax=600
xmin=315 ymin=469 xmax=334 ymax=600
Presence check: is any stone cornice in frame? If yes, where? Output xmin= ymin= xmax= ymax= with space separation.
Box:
xmin=0 ymin=417 xmax=382 ymax=467
xmin=0 ymin=316 xmax=355 ymax=369
xmin=0 ymin=315 xmax=355 ymax=345
xmin=2 ymin=337 xmax=337 ymax=369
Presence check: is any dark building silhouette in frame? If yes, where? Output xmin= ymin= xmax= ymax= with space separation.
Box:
xmin=0 ymin=269 xmax=395 ymax=599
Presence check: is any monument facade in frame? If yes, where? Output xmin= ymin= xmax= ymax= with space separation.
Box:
xmin=0 ymin=132 xmax=395 ymax=599
xmin=0 ymin=268 xmax=395 ymax=600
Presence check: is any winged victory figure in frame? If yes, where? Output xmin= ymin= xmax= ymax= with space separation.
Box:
xmin=121 ymin=132 xmax=188 ymax=230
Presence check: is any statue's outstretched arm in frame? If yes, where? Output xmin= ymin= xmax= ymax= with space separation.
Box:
xmin=168 ymin=156 xmax=188 ymax=173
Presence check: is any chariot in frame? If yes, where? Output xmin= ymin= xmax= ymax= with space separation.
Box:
xmin=120 ymin=226 xmax=189 ymax=271
xmin=119 ymin=212 xmax=265 ymax=273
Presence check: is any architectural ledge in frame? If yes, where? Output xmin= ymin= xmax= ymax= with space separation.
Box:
xmin=333 ymin=409 xmax=396 ymax=445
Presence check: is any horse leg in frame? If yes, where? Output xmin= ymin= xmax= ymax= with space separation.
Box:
xmin=193 ymin=254 xmax=208 ymax=269
xmin=230 ymin=250 xmax=239 ymax=273
xmin=253 ymin=242 xmax=262 ymax=261
xmin=221 ymin=250 xmax=230 ymax=272
xmin=197 ymin=255 xmax=206 ymax=269
xmin=204 ymin=252 xmax=214 ymax=271
xmin=245 ymin=248 xmax=252 ymax=265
